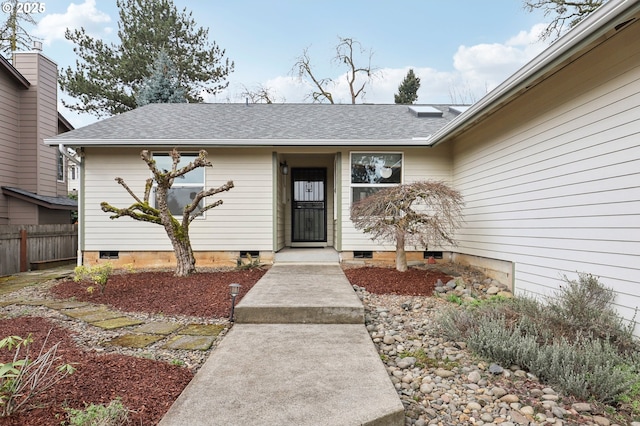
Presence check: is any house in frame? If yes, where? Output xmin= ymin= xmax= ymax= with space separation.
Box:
xmin=47 ymin=0 xmax=639 ymax=329
xmin=47 ymin=102 xmax=461 ymax=267
xmin=0 ymin=46 xmax=76 ymax=225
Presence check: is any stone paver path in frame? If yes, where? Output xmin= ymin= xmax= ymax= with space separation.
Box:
xmin=0 ymin=267 xmax=223 ymax=353
xmin=3 ymin=296 xmax=223 ymax=351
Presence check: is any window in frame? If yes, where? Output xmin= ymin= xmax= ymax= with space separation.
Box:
xmin=350 ymin=152 xmax=402 ymax=202
xmin=153 ymin=153 xmax=204 ymax=217
xmin=57 ymin=151 xmax=65 ymax=181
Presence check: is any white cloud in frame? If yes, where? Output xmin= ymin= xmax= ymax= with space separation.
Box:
xmin=35 ymin=0 xmax=111 ymax=45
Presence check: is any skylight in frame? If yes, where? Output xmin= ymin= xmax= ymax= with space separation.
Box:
xmin=408 ymin=106 xmax=443 ymax=117
xmin=449 ymin=106 xmax=471 ymax=114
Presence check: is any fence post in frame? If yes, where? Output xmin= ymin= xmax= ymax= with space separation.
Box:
xmin=20 ymin=229 xmax=28 ymax=272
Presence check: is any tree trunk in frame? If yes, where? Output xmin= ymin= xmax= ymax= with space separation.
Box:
xmin=395 ymin=230 xmax=407 ymax=272
xmin=172 ymin=236 xmax=196 ymax=277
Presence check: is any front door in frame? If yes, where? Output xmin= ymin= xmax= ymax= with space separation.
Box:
xmin=291 ymin=168 xmax=327 ymax=242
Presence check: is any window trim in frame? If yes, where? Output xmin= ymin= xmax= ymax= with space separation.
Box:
xmin=349 ymin=151 xmax=403 ymax=203
xmin=151 ymin=152 xmax=206 ymax=219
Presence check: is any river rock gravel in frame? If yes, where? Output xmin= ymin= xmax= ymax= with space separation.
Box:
xmin=357 ymin=286 xmax=631 ymax=426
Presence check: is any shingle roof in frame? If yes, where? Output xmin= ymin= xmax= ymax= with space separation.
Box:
xmin=1 ymin=187 xmax=77 ymax=210
xmin=52 ymin=103 xmax=464 ymax=146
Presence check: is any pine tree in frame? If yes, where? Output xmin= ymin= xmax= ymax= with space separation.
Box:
xmin=60 ymin=0 xmax=233 ymax=117
xmin=136 ymin=49 xmax=186 ymax=106
xmin=394 ymin=69 xmax=421 ymax=104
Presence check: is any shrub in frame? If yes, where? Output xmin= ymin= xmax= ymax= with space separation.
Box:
xmin=436 ymin=272 xmax=640 ymax=404
xmin=66 ymin=398 xmax=129 ymax=426
xmin=0 ymin=333 xmax=76 ymax=416
xmin=73 ymin=263 xmax=113 ymax=294
xmin=236 ymin=253 xmax=261 ymax=270
xmin=546 ymin=273 xmax=636 ymax=353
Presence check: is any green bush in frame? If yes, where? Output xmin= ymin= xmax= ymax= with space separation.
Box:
xmin=73 ymin=263 xmax=113 ymax=294
xmin=546 ymin=273 xmax=636 ymax=353
xmin=66 ymin=398 xmax=129 ymax=426
xmin=437 ymin=272 xmax=640 ymax=404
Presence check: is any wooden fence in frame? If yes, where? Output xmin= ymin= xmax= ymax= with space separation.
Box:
xmin=0 ymin=224 xmax=78 ymax=276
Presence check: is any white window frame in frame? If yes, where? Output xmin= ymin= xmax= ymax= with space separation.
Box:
xmin=350 ymin=152 xmax=403 ymax=203
xmin=151 ymin=152 xmax=206 ymax=219
xmin=57 ymin=150 xmax=65 ymax=182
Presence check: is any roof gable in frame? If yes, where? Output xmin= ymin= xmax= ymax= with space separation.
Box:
xmin=0 ymin=55 xmax=30 ymax=89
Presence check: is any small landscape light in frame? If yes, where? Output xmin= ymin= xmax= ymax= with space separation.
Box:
xmin=229 ymin=283 xmax=241 ymax=322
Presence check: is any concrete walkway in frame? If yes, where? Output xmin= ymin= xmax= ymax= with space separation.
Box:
xmin=159 ymin=262 xmax=405 ymax=426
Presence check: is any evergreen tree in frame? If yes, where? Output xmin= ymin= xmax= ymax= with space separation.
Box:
xmin=60 ymin=0 xmax=233 ymax=117
xmin=394 ymin=69 xmax=420 ymax=104
xmin=136 ymin=49 xmax=186 ymax=106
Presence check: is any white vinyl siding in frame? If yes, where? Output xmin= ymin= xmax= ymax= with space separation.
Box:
xmin=451 ymin=19 xmax=640 ymax=327
xmin=84 ymin=147 xmax=273 ymax=251
xmin=341 ymin=145 xmax=452 ymax=251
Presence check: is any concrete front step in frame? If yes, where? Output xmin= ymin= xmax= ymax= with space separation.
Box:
xmin=234 ymin=264 xmax=364 ymax=324
xmin=158 ymin=324 xmax=405 ymax=426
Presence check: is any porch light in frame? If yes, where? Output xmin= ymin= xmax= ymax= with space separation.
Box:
xmin=280 ymin=161 xmax=289 ymax=175
xmin=229 ymin=283 xmax=241 ymax=322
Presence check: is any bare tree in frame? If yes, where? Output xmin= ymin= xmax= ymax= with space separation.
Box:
xmin=291 ymin=36 xmax=380 ymax=104
xmin=350 ymin=181 xmax=464 ymax=272
xmin=523 ymin=0 xmax=606 ymax=40
xmin=0 ymin=0 xmax=40 ymax=58
xmin=448 ymin=80 xmax=486 ymax=105
xmin=100 ymin=149 xmax=234 ymax=276
xmin=240 ymin=83 xmax=283 ymax=104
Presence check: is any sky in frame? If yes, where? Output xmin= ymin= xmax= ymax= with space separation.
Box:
xmin=20 ymin=0 xmax=552 ymax=128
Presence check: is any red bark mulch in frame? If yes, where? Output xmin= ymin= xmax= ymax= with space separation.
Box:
xmin=50 ymin=268 xmax=268 ymax=318
xmin=0 ymin=265 xmax=444 ymax=425
xmin=0 ymin=317 xmax=191 ymax=426
xmin=343 ymin=266 xmax=452 ymax=296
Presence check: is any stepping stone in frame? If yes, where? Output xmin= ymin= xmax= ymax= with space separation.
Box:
xmin=43 ymin=300 xmax=90 ymax=310
xmin=92 ymin=317 xmax=144 ymax=330
xmin=163 ymin=335 xmax=216 ymax=351
xmin=62 ymin=305 xmax=108 ymax=316
xmin=107 ymin=334 xmax=164 ymax=348
xmin=178 ymin=324 xmax=226 ymax=336
xmin=134 ymin=322 xmax=182 ymax=335
xmin=78 ymin=310 xmax=125 ymax=323
xmin=0 ymin=299 xmax=29 ymax=307
xmin=63 ymin=307 xmax=122 ymax=323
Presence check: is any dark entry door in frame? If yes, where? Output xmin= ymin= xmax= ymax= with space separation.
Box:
xmin=292 ymin=168 xmax=327 ymax=242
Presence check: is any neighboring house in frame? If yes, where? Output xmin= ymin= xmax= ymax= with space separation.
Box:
xmin=47 ymin=0 xmax=639 ymax=329
xmin=0 ymin=46 xmax=76 ymax=225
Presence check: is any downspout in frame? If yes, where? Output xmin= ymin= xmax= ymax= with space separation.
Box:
xmin=59 ymin=144 xmax=83 ymax=267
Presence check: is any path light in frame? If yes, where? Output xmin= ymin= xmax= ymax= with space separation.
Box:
xmin=229 ymin=283 xmax=241 ymax=322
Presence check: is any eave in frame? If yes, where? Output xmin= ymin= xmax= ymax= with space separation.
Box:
xmin=44 ymin=138 xmax=434 ymax=148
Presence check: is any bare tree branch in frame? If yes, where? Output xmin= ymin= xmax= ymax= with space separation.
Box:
xmin=240 ymin=84 xmax=284 ymax=104
xmin=292 ymin=47 xmax=335 ymax=103
xmin=523 ymin=0 xmax=606 ymax=40
xmin=291 ymin=36 xmax=381 ymax=104
xmin=102 ymin=149 xmax=233 ymax=276
xmin=351 ymin=181 xmax=464 ymax=271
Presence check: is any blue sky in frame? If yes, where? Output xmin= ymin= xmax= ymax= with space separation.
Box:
xmin=24 ymin=0 xmax=551 ymax=128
